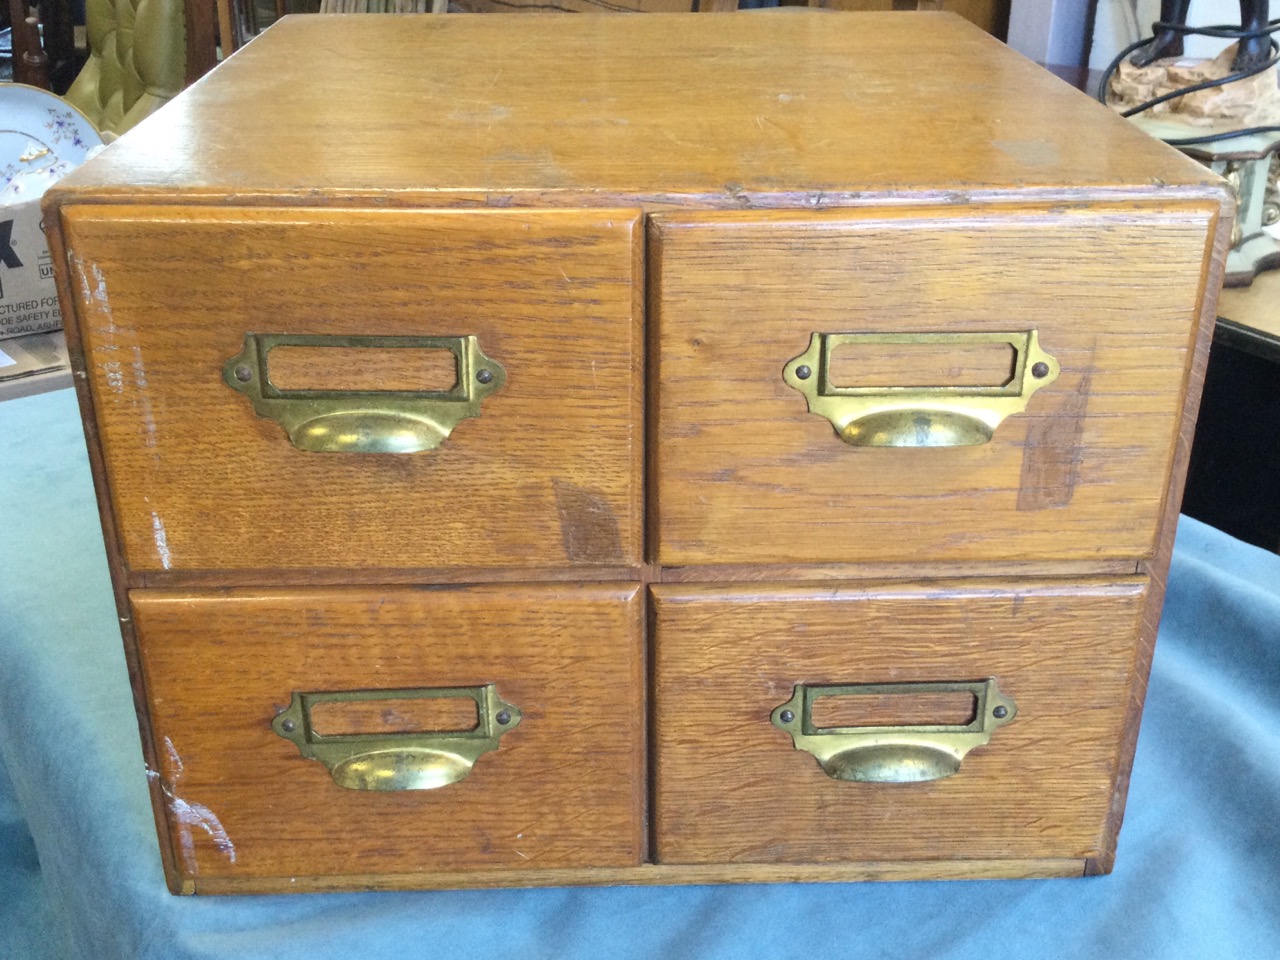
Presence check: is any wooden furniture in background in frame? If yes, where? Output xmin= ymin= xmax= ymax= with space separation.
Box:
xmin=824 ymin=0 xmax=1008 ymax=38
xmin=302 ymin=0 xmax=1007 ymax=39
xmin=216 ymin=0 xmax=254 ymax=56
xmin=184 ymin=0 xmax=219 ymax=82
xmin=10 ymin=14 xmax=49 ymax=87
xmin=7 ymin=0 xmax=75 ymax=90
xmin=46 ymin=12 xmax=1228 ymax=894
xmin=1218 ymin=267 xmax=1280 ymax=339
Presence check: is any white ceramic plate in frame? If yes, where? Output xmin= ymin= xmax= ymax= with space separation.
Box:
xmin=0 ymin=83 xmax=103 ymax=193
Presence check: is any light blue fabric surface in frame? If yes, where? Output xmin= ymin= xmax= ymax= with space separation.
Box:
xmin=2 ymin=387 xmax=1278 ymax=960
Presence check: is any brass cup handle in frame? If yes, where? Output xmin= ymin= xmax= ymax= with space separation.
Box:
xmin=272 ymin=685 xmax=522 ymax=791
xmin=224 ymin=333 xmax=506 ymax=453
xmin=771 ymin=679 xmax=1016 ymax=783
xmin=782 ymin=330 xmax=1059 ymax=447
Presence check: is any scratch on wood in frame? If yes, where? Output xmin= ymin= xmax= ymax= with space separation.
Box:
xmin=552 ymin=479 xmax=623 ymax=563
xmin=1017 ymin=367 xmax=1092 ymax=511
xmin=150 ymin=512 xmax=173 ymax=570
xmin=992 ymin=139 xmax=1061 ymax=168
xmin=131 ymin=344 xmax=160 ymax=454
xmin=148 ymin=737 xmax=237 ymax=870
xmin=723 ymin=182 xmax=752 ymax=208
xmin=70 ymin=254 xmax=109 ymax=314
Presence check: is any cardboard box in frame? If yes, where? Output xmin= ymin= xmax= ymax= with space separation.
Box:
xmin=0 ymin=195 xmax=63 ymax=340
xmin=0 ymin=329 xmax=71 ymax=401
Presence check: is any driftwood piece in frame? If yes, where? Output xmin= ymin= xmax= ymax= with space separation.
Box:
xmin=1108 ymin=42 xmax=1280 ymax=127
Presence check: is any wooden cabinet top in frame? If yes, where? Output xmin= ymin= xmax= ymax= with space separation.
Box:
xmin=53 ymin=11 xmax=1222 ymax=209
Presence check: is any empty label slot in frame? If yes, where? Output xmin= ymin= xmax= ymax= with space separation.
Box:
xmin=308 ymin=696 xmax=480 ymax=736
xmin=826 ymin=341 xmax=1016 ymax=389
xmin=811 ymin=691 xmax=978 ymax=729
xmin=267 ymin=345 xmax=458 ymax=393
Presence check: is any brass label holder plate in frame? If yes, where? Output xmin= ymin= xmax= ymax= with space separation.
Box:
xmin=783 ymin=330 xmax=1060 ymax=447
xmin=272 ymin=685 xmax=521 ymax=791
xmin=771 ymin=679 xmax=1017 ymax=783
xmin=224 ymin=333 xmax=505 ymax=453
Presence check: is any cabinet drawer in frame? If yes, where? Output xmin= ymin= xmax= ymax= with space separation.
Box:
xmin=131 ymin=584 xmax=644 ymax=887
xmin=651 ymin=578 xmax=1147 ymax=865
xmin=64 ymin=206 xmax=643 ymax=573
xmin=650 ymin=204 xmax=1216 ymax=565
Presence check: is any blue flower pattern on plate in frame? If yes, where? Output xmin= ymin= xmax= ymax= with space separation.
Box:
xmin=44 ymin=108 xmax=88 ymax=150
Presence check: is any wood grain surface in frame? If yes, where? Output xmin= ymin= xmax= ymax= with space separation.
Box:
xmin=46 ymin=13 xmax=1222 ymax=211
xmin=650 ymin=203 xmax=1219 ymax=564
xmin=131 ymin=583 xmax=645 ymax=883
xmin=825 ymin=338 xmax=1016 ymax=388
xmin=651 ymin=578 xmax=1148 ymax=864
xmin=656 ymin=558 xmax=1140 ymax=582
xmin=1218 ymin=267 xmax=1280 ymax=342
xmin=307 ymin=695 xmax=480 ymax=735
xmin=62 ymin=206 xmax=644 ymax=573
xmin=265 ymin=344 xmax=460 ymax=392
xmin=1086 ymin=201 xmax=1232 ymax=875
xmin=186 ymin=857 xmax=1086 ymax=895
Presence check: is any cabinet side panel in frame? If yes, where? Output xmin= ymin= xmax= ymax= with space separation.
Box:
xmin=1086 ymin=197 xmax=1230 ymax=875
xmin=45 ymin=201 xmax=187 ymax=892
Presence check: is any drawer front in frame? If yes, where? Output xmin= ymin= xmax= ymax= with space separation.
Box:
xmin=650 ymin=204 xmax=1216 ymax=565
xmin=64 ymin=206 xmax=643 ymax=573
xmin=131 ymin=584 xmax=644 ymax=884
xmin=652 ymin=578 xmax=1147 ymax=865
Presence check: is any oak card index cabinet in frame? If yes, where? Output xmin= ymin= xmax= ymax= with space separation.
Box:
xmin=45 ymin=12 xmax=1231 ymax=894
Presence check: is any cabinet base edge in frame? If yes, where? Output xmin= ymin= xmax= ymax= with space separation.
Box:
xmin=183 ymin=858 xmax=1088 ymax=895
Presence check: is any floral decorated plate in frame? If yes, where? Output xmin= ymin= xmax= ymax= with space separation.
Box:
xmin=0 ymin=83 xmax=103 ymax=193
